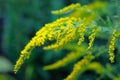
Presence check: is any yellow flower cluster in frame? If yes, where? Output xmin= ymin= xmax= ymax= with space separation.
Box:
xmin=14 ymin=17 xmax=80 ymax=73
xmin=14 ymin=27 xmax=48 ymax=73
xmin=44 ymin=17 xmax=79 ymax=50
xmin=88 ymin=25 xmax=98 ymax=50
xmin=46 ymin=17 xmax=78 ymax=41
xmin=51 ymin=3 xmax=80 ymax=15
xmin=108 ymin=29 xmax=117 ymax=63
xmin=67 ymin=2 xmax=106 ymax=30
xmin=14 ymin=16 xmax=98 ymax=73
xmin=14 ymin=1 xmax=108 ymax=75
xmin=65 ymin=53 xmax=94 ymax=80
xmin=43 ymin=47 xmax=85 ymax=70
xmin=44 ymin=28 xmax=75 ymax=50
xmin=77 ymin=24 xmax=86 ymax=46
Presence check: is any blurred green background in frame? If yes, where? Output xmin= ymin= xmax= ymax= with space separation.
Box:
xmin=0 ymin=0 xmax=119 ymax=80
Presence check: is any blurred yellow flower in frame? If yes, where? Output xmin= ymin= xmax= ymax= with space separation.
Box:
xmin=51 ymin=3 xmax=80 ymax=15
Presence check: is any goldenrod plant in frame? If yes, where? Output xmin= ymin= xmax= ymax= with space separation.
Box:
xmin=14 ymin=1 xmax=120 ymax=80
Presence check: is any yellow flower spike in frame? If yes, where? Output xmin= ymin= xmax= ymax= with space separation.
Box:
xmin=43 ymin=50 xmax=85 ymax=70
xmin=64 ymin=53 xmax=94 ymax=80
xmin=14 ymin=51 xmax=29 ymax=73
xmin=68 ymin=1 xmax=106 ymax=23
xmin=77 ymin=24 xmax=86 ymax=46
xmin=51 ymin=3 xmax=80 ymax=15
xmin=14 ymin=27 xmax=48 ymax=73
xmin=87 ymin=25 xmax=98 ymax=50
xmin=108 ymin=29 xmax=117 ymax=63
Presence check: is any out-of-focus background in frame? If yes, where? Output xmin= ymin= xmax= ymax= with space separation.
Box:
xmin=0 ymin=0 xmax=119 ymax=80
